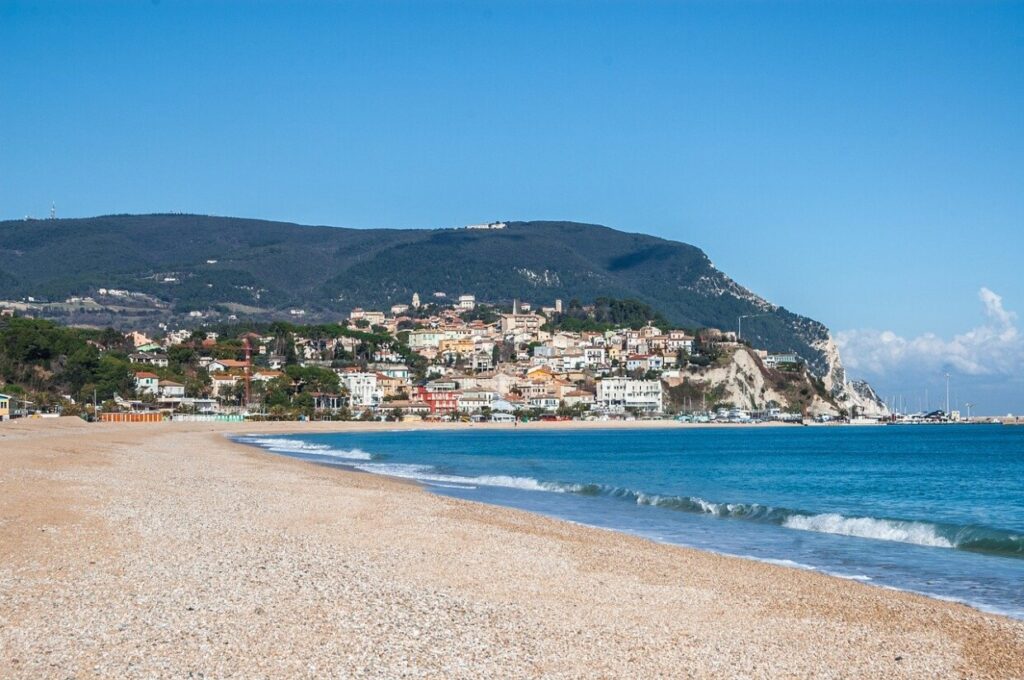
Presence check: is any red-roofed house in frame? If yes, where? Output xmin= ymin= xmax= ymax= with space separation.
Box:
xmin=134 ymin=371 xmax=159 ymax=396
xmin=207 ymin=359 xmax=250 ymax=373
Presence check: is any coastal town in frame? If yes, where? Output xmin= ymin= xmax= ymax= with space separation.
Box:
xmin=0 ymin=292 xmax=853 ymax=424
xmin=0 ymin=292 xmax=982 ymax=425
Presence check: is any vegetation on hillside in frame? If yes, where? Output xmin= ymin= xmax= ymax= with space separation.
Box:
xmin=0 ymin=215 xmax=834 ymax=375
xmin=0 ymin=317 xmax=134 ymax=406
xmin=543 ymin=297 xmax=672 ymax=332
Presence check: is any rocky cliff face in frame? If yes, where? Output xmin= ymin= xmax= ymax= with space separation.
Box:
xmin=665 ymin=347 xmax=824 ymax=416
xmin=813 ymin=335 xmax=890 ymax=417
xmin=702 ymin=268 xmax=889 ymax=417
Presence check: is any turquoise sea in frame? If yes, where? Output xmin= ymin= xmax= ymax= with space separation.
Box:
xmin=237 ymin=425 xmax=1024 ymax=619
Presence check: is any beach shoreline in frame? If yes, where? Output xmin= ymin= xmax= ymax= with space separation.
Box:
xmin=2 ymin=417 xmax=1022 ymax=678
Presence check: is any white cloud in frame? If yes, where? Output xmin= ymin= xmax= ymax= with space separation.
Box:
xmin=836 ymin=288 xmax=1022 ymax=377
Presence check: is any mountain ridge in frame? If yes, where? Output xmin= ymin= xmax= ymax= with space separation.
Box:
xmin=0 ymin=213 xmax=886 ymax=415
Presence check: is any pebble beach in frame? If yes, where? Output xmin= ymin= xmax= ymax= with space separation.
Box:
xmin=2 ymin=418 xmax=1023 ymax=678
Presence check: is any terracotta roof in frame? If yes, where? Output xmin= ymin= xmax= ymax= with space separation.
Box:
xmin=134 ymin=371 xmax=159 ymax=379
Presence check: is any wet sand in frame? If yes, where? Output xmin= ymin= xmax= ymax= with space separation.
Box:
xmin=2 ymin=417 xmax=1022 ymax=678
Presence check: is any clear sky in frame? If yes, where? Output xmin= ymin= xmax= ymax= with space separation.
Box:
xmin=2 ymin=1 xmax=1022 ymax=412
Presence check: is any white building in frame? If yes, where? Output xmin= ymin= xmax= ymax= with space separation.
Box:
xmin=583 ymin=347 xmax=607 ymax=367
xmin=338 ymin=372 xmax=383 ymax=409
xmin=458 ymin=390 xmax=498 ymax=413
xmin=458 ymin=294 xmax=476 ymax=310
xmin=666 ymin=330 xmax=695 ymax=354
xmin=408 ymin=329 xmax=444 ymax=349
xmin=529 ymin=395 xmax=560 ymax=412
xmin=499 ymin=310 xmax=544 ymax=336
xmin=134 ymin=371 xmax=160 ymax=396
xmin=765 ymin=353 xmax=800 ymax=369
xmin=368 ymin=363 xmax=411 ymax=380
xmin=595 ymin=378 xmax=663 ymax=414
xmin=158 ymin=380 xmax=186 ymax=399
xmin=363 ymin=310 xmax=386 ymax=326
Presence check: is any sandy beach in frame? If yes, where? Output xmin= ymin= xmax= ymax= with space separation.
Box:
xmin=2 ymin=418 xmax=1022 ymax=678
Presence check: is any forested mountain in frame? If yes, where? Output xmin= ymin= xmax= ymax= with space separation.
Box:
xmin=0 ymin=214 xmax=832 ymax=375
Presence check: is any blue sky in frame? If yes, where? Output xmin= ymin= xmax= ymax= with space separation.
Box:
xmin=1 ymin=1 xmax=1022 ymax=412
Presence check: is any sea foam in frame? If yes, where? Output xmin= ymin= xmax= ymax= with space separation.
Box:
xmin=353 ymin=462 xmax=558 ymax=492
xmin=782 ymin=513 xmax=954 ymax=548
xmin=239 ymin=437 xmax=373 ymax=460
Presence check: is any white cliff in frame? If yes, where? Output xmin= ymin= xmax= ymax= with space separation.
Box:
xmin=813 ymin=334 xmax=890 ymax=418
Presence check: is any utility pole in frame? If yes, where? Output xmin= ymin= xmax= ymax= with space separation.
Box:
xmin=945 ymin=373 xmax=950 ymax=416
xmin=737 ymin=313 xmax=767 ymax=342
xmin=243 ymin=338 xmax=252 ymax=410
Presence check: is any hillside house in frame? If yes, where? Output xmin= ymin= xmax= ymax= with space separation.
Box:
xmin=210 ymin=373 xmax=240 ymax=398
xmin=252 ymin=370 xmax=286 ymax=384
xmin=765 ymin=353 xmax=800 ymax=369
xmin=369 ymin=363 xmax=411 ymax=380
xmin=376 ymin=373 xmax=408 ymax=398
xmin=207 ymin=359 xmax=249 ymax=374
xmin=130 ymin=352 xmax=169 ymax=368
xmin=158 ymin=380 xmax=186 ymax=399
xmin=134 ymin=371 xmax=160 ymax=396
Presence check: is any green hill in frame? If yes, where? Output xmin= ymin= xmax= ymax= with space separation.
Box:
xmin=0 ymin=214 xmax=833 ymax=374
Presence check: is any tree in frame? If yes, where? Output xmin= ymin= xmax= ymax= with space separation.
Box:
xmin=168 ymin=346 xmax=196 ymax=371
xmin=93 ymin=355 xmax=133 ymax=400
xmin=284 ymin=365 xmax=339 ymax=393
xmin=64 ymin=345 xmax=101 ymax=396
xmin=283 ymin=337 xmax=298 ymax=365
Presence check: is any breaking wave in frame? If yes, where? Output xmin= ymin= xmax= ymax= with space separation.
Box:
xmin=235 ymin=435 xmax=1023 ymax=559
xmin=781 ymin=513 xmax=952 ymax=548
xmin=235 ymin=436 xmax=373 ymax=461
xmin=558 ymin=483 xmax=1024 ymax=558
xmin=352 ymin=462 xmax=561 ymax=492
